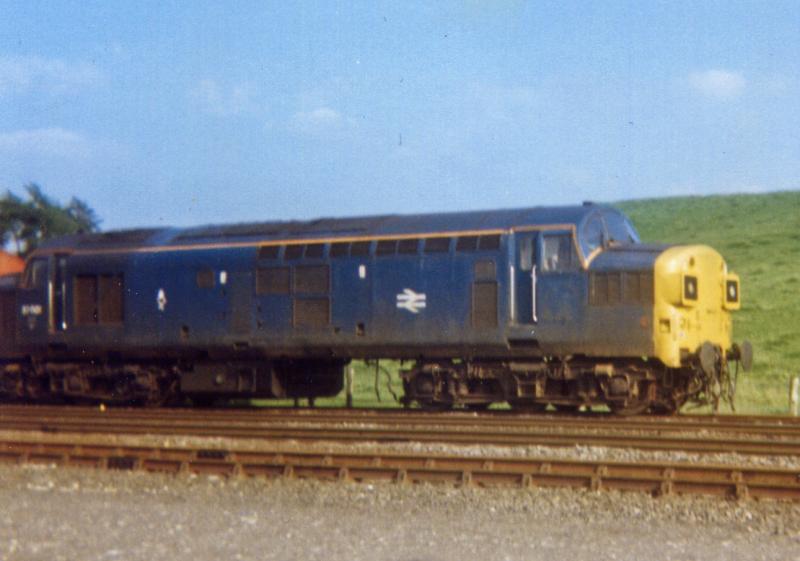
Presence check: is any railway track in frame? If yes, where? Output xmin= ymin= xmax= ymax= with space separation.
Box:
xmin=2 ymin=405 xmax=800 ymax=456
xmin=3 ymin=405 xmax=800 ymax=500
xmin=2 ymin=437 xmax=799 ymax=501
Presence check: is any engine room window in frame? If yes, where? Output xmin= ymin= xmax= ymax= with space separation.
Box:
xmin=284 ymin=245 xmax=304 ymax=260
xmin=329 ymin=242 xmax=349 ymax=257
xmin=478 ymin=235 xmax=501 ymax=251
xmin=258 ymin=245 xmax=280 ymax=260
xmin=350 ymin=241 xmax=371 ymax=257
xmin=397 ymin=239 xmax=419 ymax=254
xmin=304 ymin=243 xmax=325 ymax=259
xmin=478 ymin=234 xmax=500 ymax=251
xmin=541 ymin=234 xmax=577 ymax=272
xmin=376 ymin=240 xmax=397 ymax=256
xmin=424 ymin=237 xmax=451 ymax=253
xmin=456 ymin=236 xmax=479 ymax=251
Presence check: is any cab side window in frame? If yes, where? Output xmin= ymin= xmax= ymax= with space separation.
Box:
xmin=542 ymin=234 xmax=578 ymax=273
xmin=23 ymin=259 xmax=47 ymax=289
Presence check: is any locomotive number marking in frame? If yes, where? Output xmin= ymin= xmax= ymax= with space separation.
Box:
xmin=21 ymin=304 xmax=43 ymax=316
xmin=396 ymin=289 xmax=426 ymax=314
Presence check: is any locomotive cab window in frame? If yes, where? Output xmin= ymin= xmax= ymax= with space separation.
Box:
xmin=541 ymin=233 xmax=578 ymax=273
xmin=23 ymin=258 xmax=48 ymax=289
xmin=606 ymin=215 xmax=639 ymax=245
xmin=519 ymin=236 xmax=534 ymax=271
xmin=582 ymin=216 xmax=606 ymax=255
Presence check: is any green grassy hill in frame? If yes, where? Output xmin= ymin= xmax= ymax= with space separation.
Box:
xmin=618 ymin=191 xmax=800 ymax=413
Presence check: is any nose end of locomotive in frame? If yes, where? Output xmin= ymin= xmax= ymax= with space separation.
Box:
xmin=653 ymin=245 xmax=737 ymax=360
xmin=653 ymin=244 xmax=750 ymax=410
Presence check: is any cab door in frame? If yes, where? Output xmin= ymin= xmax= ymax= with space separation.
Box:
xmin=535 ymin=231 xmax=585 ymax=349
xmin=17 ymin=257 xmax=49 ymax=343
xmin=51 ymin=254 xmax=68 ymax=333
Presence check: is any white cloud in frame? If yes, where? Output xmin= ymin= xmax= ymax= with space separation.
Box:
xmin=0 ymin=55 xmax=102 ymax=97
xmin=290 ymin=107 xmax=354 ymax=134
xmin=189 ymin=79 xmax=261 ymax=116
xmin=466 ymin=83 xmax=539 ymax=123
xmin=689 ymin=69 xmax=746 ymax=100
xmin=0 ymin=128 xmax=92 ymax=159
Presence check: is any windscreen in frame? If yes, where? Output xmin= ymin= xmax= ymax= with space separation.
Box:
xmin=579 ymin=210 xmax=640 ymax=259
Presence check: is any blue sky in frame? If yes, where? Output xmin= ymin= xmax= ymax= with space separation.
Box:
xmin=1 ymin=1 xmax=798 ymax=230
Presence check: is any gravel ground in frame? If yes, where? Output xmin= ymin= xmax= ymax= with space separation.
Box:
xmin=2 ymin=463 xmax=800 ymax=561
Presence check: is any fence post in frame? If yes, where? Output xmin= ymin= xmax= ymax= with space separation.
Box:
xmin=346 ymin=366 xmax=354 ymax=408
xmin=790 ymin=376 xmax=800 ymax=416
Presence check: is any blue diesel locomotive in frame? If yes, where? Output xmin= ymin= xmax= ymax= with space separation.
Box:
xmin=0 ymin=203 xmax=751 ymax=413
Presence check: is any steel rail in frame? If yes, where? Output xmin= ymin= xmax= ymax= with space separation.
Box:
xmin=4 ymin=404 xmax=800 ymax=435
xmin=2 ymin=405 xmax=800 ymax=457
xmin=1 ymin=438 xmax=799 ymax=501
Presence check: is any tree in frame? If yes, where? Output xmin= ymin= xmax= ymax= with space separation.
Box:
xmin=0 ymin=183 xmax=101 ymax=256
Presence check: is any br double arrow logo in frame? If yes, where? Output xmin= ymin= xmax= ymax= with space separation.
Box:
xmin=396 ymin=288 xmax=426 ymax=314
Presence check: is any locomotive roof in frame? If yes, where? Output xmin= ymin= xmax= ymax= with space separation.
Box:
xmin=37 ymin=203 xmax=628 ymax=252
